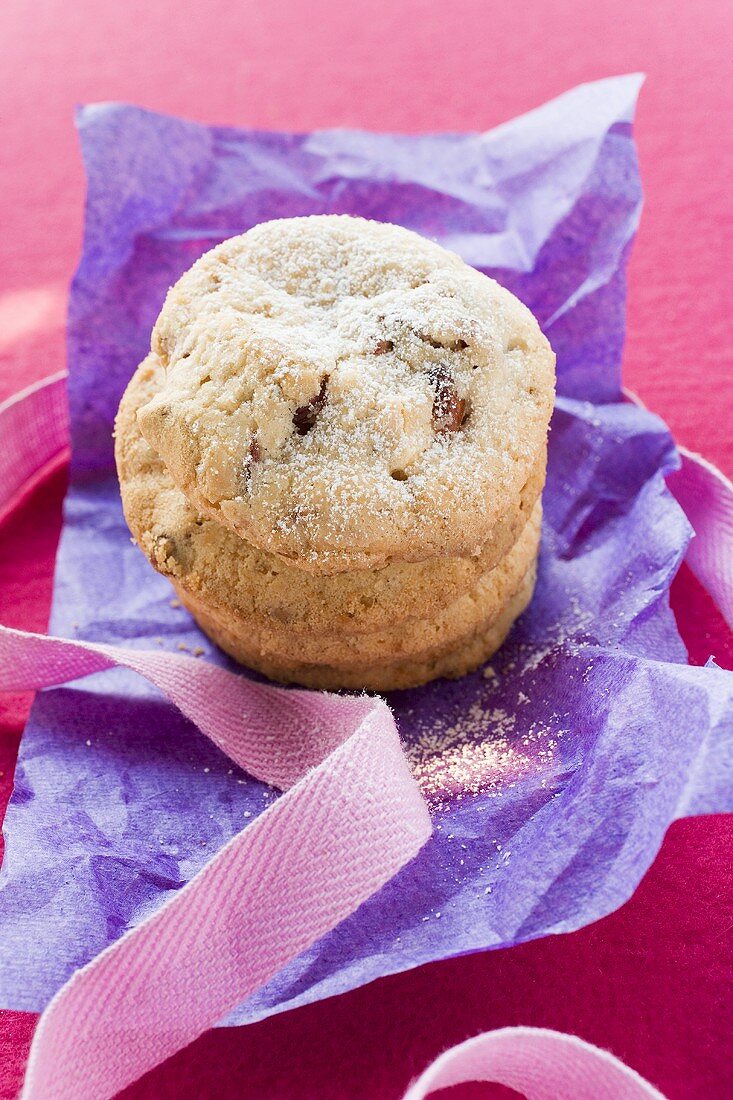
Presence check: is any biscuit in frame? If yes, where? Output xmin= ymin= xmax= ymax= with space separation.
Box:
xmin=174 ymin=565 xmax=536 ymax=692
xmin=136 ymin=215 xmax=554 ymax=573
xmin=116 ymin=357 xmax=540 ymax=690
xmin=167 ymin=520 xmax=538 ymax=669
xmin=117 ymin=355 xmax=544 ymax=635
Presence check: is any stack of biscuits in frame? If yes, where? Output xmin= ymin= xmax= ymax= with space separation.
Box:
xmin=115 ymin=216 xmax=555 ymax=691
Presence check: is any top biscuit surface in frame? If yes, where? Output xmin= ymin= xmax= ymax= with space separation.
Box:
xmin=137 ymin=215 xmax=554 ymax=572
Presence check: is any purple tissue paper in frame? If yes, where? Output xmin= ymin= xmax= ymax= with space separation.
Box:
xmin=1 ymin=75 xmax=732 ymax=1026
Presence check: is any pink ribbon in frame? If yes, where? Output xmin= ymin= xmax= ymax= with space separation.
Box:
xmin=6 ymin=375 xmax=728 ymax=1097
xmin=0 ymin=371 xmax=69 ymax=525
xmin=624 ymin=386 xmax=733 ymax=630
xmin=2 ymin=626 xmax=430 ymax=1099
xmin=404 ymin=1027 xmax=665 ymax=1099
xmin=669 ymin=450 xmax=733 ymax=630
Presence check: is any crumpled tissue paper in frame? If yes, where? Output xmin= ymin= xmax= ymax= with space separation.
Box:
xmin=1 ymin=74 xmax=732 ymax=1026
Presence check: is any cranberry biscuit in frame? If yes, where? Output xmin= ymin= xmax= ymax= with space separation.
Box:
xmin=117 ymin=355 xmax=544 ymax=637
xmin=137 ymin=216 xmax=554 ymax=574
xmin=116 ymin=356 xmax=541 ymax=689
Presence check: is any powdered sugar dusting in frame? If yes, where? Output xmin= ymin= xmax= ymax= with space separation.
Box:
xmin=400 ymin=591 xmax=595 ymax=809
xmin=137 ymin=215 xmax=554 ymax=569
xmin=405 ymin=692 xmax=566 ymax=810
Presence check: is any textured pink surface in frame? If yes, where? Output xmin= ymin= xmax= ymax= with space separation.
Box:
xmin=1 ymin=1 xmax=732 ymax=1098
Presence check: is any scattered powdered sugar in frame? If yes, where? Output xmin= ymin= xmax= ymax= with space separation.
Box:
xmin=401 ymin=591 xmax=593 ymax=809
xmin=507 ymin=595 xmax=595 ymax=676
xmin=405 ymin=694 xmax=565 ymax=810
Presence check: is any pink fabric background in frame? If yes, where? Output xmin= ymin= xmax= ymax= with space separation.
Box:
xmin=1 ymin=1 xmax=732 ymax=1096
